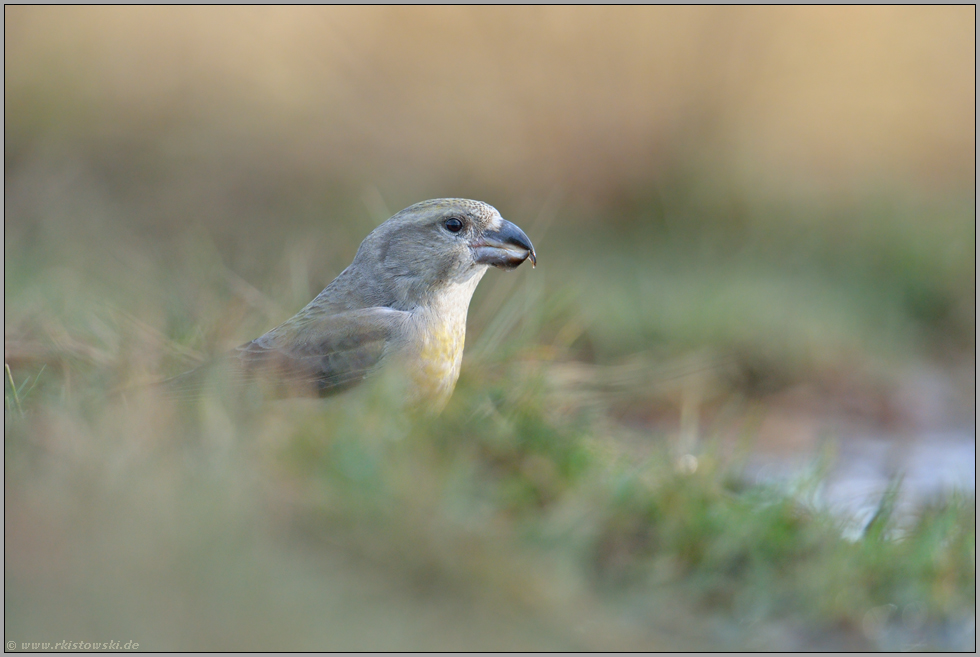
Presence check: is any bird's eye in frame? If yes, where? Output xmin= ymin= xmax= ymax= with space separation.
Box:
xmin=444 ymin=218 xmax=464 ymax=233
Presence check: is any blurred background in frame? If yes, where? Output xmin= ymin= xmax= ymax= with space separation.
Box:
xmin=4 ymin=6 xmax=975 ymax=651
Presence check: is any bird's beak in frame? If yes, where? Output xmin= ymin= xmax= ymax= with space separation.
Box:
xmin=472 ymin=219 xmax=537 ymax=270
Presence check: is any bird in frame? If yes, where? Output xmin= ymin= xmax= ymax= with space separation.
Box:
xmin=164 ymin=198 xmax=536 ymax=411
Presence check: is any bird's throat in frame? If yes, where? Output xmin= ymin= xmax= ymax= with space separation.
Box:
xmin=406 ymin=273 xmax=484 ymax=410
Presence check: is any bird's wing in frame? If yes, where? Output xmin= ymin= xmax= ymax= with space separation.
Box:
xmin=236 ymin=306 xmax=412 ymax=395
xmin=163 ymin=307 xmax=411 ymax=399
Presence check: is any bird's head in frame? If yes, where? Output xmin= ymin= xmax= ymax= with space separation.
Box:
xmin=354 ymin=199 xmax=536 ymax=308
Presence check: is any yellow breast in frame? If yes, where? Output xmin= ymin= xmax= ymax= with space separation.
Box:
xmin=403 ymin=275 xmax=484 ymax=411
xmin=411 ymin=320 xmax=466 ymax=411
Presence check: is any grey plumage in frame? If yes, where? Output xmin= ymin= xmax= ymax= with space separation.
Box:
xmin=165 ymin=198 xmax=536 ymax=409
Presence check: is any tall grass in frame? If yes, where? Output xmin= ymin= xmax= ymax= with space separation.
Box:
xmin=4 ymin=229 xmax=974 ymax=649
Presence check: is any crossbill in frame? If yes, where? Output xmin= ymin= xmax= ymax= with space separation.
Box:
xmin=167 ymin=199 xmax=536 ymax=410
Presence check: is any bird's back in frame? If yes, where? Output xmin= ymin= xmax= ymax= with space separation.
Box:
xmin=162 ymin=305 xmax=412 ymax=400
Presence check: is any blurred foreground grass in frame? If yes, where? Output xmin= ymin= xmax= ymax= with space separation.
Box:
xmin=4 ymin=349 xmax=974 ymax=650
xmin=4 ymin=186 xmax=975 ymax=649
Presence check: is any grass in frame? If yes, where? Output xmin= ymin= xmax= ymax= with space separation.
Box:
xmin=4 ymin=178 xmax=975 ymax=650
xmin=5 ymin=9 xmax=974 ymax=647
xmin=4 ymin=189 xmax=976 ymax=650
xmin=3 ymin=350 xmax=974 ymax=650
